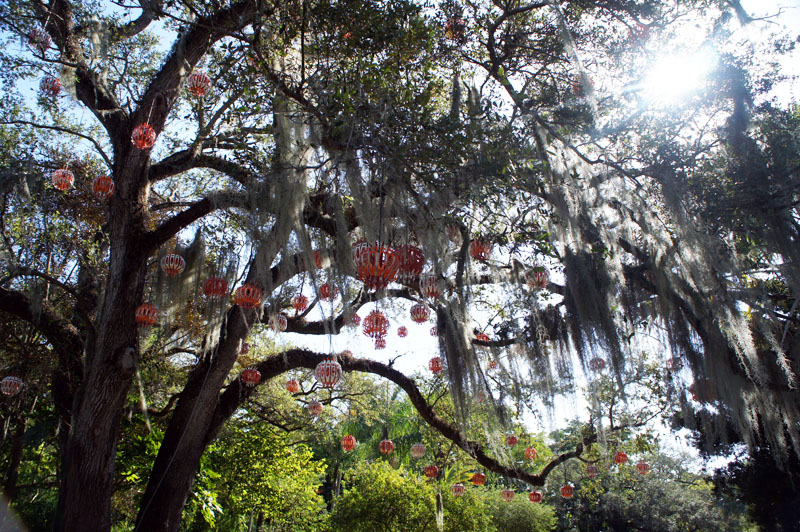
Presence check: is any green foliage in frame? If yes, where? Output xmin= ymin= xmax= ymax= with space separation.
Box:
xmin=484 ymin=489 xmax=557 ymax=532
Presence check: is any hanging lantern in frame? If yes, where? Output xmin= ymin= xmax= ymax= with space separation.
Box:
xmin=501 ymin=489 xmax=515 ymax=502
xmin=636 ymin=460 xmax=650 ymax=475
xmin=506 ymin=435 xmax=518 ymax=447
xmin=410 ymin=443 xmax=426 ymax=458
xmin=470 ymin=472 xmax=486 ymax=486
xmin=524 ymin=447 xmax=536 ymax=460
xmin=560 ymin=485 xmax=574 ymax=499
xmin=241 ymin=367 xmax=261 ymax=387
xmin=286 ymin=378 xmax=300 ymax=393
xmin=203 ymin=277 xmax=228 ymax=299
xmin=351 ymin=239 xmax=370 ymax=266
xmin=308 ymin=400 xmax=323 ymax=416
xmin=314 ymin=357 xmax=342 ymax=388
xmin=528 ymin=491 xmax=543 ymax=503
xmin=160 ymin=253 xmax=186 ymax=276
xmin=312 ymin=250 xmax=324 ymax=269
xmin=586 ymin=464 xmax=599 ymax=479
xmin=240 ymin=342 xmax=250 ymax=355
xmin=1 ymin=376 xmax=23 ymax=397
xmin=234 ymin=284 xmax=262 ymax=309
xmin=614 ymin=451 xmax=628 ymax=465
xmin=318 ymin=283 xmax=339 ymax=301
xmin=341 ymin=434 xmax=356 ymax=452
xmin=355 ymin=242 xmax=400 ymax=290
xmin=379 ymin=439 xmax=395 ymax=455
xmin=475 ymin=333 xmax=490 ymax=343
xmin=39 ymin=75 xmax=61 ymax=97
xmin=430 ymin=326 xmax=438 ymax=336
xmin=397 ymin=326 xmax=408 ymax=338
xmin=589 ymin=357 xmax=606 ymax=371
xmin=395 ymin=244 xmax=425 ymax=284
xmin=92 ymin=176 xmax=114 ymax=199
xmin=344 ymin=311 xmax=361 ymax=327
xmin=451 ymin=483 xmax=466 ymax=497
xmin=292 ymin=294 xmax=309 ymax=313
xmin=374 ymin=337 xmax=387 ymax=350
xmin=51 ymin=169 xmax=74 ymax=192
xmin=410 ymin=303 xmax=430 ymax=324
xmin=362 ymin=310 xmax=389 ymax=339
xmin=135 ymin=304 xmax=158 ymax=326
xmin=28 ymin=26 xmax=51 ymax=53
xmin=469 ymin=238 xmax=492 ymax=261
xmin=424 ymin=465 xmax=439 ymax=479
xmin=186 ymin=70 xmax=212 ymax=97
xmin=526 ymin=267 xmax=549 ymax=290
xmin=488 ymin=360 xmax=498 ymax=370
xmin=131 ymin=123 xmax=157 ymax=150
xmin=269 ymin=313 xmax=288 ymax=332
xmin=419 ymin=273 xmax=441 ymax=300
xmin=428 ymin=356 xmax=443 ymax=374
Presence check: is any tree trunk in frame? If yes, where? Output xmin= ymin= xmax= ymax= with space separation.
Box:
xmin=3 ymin=419 xmax=25 ymax=504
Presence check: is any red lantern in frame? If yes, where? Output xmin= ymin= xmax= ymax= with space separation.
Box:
xmin=560 ymin=485 xmax=574 ymax=499
xmin=469 ymin=239 xmax=492 ymax=261
xmin=186 ymin=70 xmax=211 ymax=97
xmin=269 ymin=313 xmax=288 ymax=332
xmin=28 ymin=27 xmax=51 ymax=53
xmin=160 ymin=253 xmax=186 ymax=276
xmin=528 ymin=491 xmax=543 ymax=503
xmin=410 ymin=443 xmax=426 ymax=458
xmin=488 ymin=360 xmax=498 ymax=370
xmin=1 ymin=376 xmax=23 ymax=397
xmin=240 ymin=342 xmax=250 ymax=355
xmin=40 ymin=75 xmax=61 ymax=97
xmin=397 ymin=326 xmax=408 ymax=338
xmin=234 ymin=284 xmax=262 ymax=309
xmin=374 ymin=337 xmax=387 ymax=349
xmin=429 ymin=356 xmax=443 ymax=374
xmin=586 ymin=464 xmax=599 ymax=479
xmin=614 ymin=451 xmax=628 ymax=465
xmin=286 ymin=378 xmax=300 ymax=393
xmin=351 ymin=239 xmax=369 ymax=265
xmin=314 ymin=357 xmax=342 ymax=388
xmin=345 ymin=312 xmax=361 ymax=327
xmin=319 ymin=283 xmax=338 ymax=301
xmin=308 ymin=400 xmax=323 ymax=416
xmin=470 ymin=472 xmax=486 ymax=486
xmin=379 ymin=439 xmax=395 ymax=455
xmin=451 ymin=483 xmax=466 ymax=497
xmin=501 ymin=489 xmax=515 ymax=502
xmin=395 ymin=244 xmax=425 ymax=284
xmin=135 ymin=304 xmax=158 ymax=326
xmin=355 ymin=242 xmax=400 ymax=290
xmin=131 ymin=123 xmax=156 ymax=150
xmin=313 ymin=250 xmax=323 ymax=269
xmin=424 ymin=465 xmax=439 ymax=478
xmin=92 ymin=176 xmax=114 ymax=199
xmin=506 ymin=435 xmax=518 ymax=447
xmin=419 ymin=273 xmax=440 ymax=300
xmin=51 ymin=169 xmax=74 ymax=192
xmin=292 ymin=294 xmax=309 ymax=313
xmin=241 ymin=367 xmax=261 ymax=387
xmin=524 ymin=447 xmax=536 ymax=460
xmin=636 ymin=460 xmax=650 ymax=475
xmin=589 ymin=357 xmax=606 ymax=371
xmin=476 ymin=333 xmax=490 ymax=343
xmin=203 ymin=277 xmax=228 ymax=299
xmin=341 ymin=434 xmax=356 ymax=452
xmin=362 ymin=310 xmax=389 ymax=339
xmin=410 ymin=303 xmax=430 ymax=324
xmin=430 ymin=326 xmax=438 ymax=336
xmin=526 ymin=268 xmax=549 ymax=289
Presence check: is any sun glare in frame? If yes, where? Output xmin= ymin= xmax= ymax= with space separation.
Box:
xmin=642 ymin=50 xmax=716 ymax=104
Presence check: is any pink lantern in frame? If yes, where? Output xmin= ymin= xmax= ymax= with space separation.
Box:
xmin=501 ymin=489 xmax=515 ymax=502
xmin=240 ymin=342 xmax=250 ymax=355
xmin=131 ymin=123 xmax=156 ymax=150
xmin=186 ymin=70 xmax=212 ymax=97
xmin=92 ymin=176 xmax=114 ymax=199
xmin=362 ymin=310 xmax=389 ymax=339
xmin=410 ymin=443 xmax=426 ymax=458
xmin=203 ymin=277 xmax=228 ymax=299
xmin=308 ymin=401 xmax=323 ymax=416
xmin=314 ymin=357 xmax=342 ymax=388
xmin=410 ymin=303 xmax=430 ymax=324
xmin=451 ymin=483 xmax=466 ymax=497
xmin=379 ymin=439 xmax=395 ymax=455
xmin=636 ymin=460 xmax=650 ymax=475
xmin=345 ymin=312 xmax=361 ymax=327
xmin=241 ymin=367 xmax=261 ymax=387
xmin=397 ymin=326 xmax=408 ymax=338
xmin=586 ymin=464 xmax=599 ymax=479
xmin=28 ymin=26 xmax=51 ymax=53
xmin=374 ymin=337 xmax=387 ymax=349
xmin=160 ymin=253 xmax=186 ymax=276
xmin=51 ymin=169 xmax=74 ymax=192
xmin=395 ymin=244 xmax=425 ymax=284
xmin=0 ymin=376 xmax=23 ymax=397
xmin=430 ymin=326 xmax=438 ymax=336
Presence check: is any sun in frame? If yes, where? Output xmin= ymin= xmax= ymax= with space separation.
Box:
xmin=642 ymin=49 xmax=717 ymax=104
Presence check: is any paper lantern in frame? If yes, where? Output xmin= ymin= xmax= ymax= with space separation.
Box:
xmin=292 ymin=294 xmax=309 ymax=313
xmin=560 ymin=485 xmax=574 ymax=499
xmin=374 ymin=337 xmax=387 ymax=349
xmin=526 ymin=267 xmax=549 ymax=289
xmin=410 ymin=443 xmax=426 ymax=458
xmin=131 ymin=123 xmax=156 ymax=150
xmin=135 ymin=304 xmax=158 ymax=326
xmin=397 ymin=326 xmax=408 ymax=338
xmin=501 ymin=489 xmax=515 ymax=502
xmin=469 ymin=239 xmax=492 ymax=261
xmin=92 ymin=176 xmax=114 ymax=199
xmin=40 ymin=75 xmax=61 ymax=97
xmin=308 ymin=400 xmax=323 ymax=416
xmin=506 ymin=435 xmax=518 ymax=447
xmin=379 ymin=439 xmax=395 ymax=455
xmin=428 ymin=356 xmax=443 ymax=374
xmin=528 ymin=491 xmax=543 ymax=503
xmin=419 ymin=273 xmax=440 ymax=300
xmin=355 ymin=242 xmax=399 ymax=290
xmin=410 ymin=303 xmax=430 ymax=324
xmin=241 ymin=367 xmax=261 ymax=387
xmin=203 ymin=277 xmax=228 ymax=299
xmin=589 ymin=357 xmax=606 ymax=371
xmin=424 ymin=465 xmax=439 ymax=478
xmin=636 ymin=460 xmax=650 ymax=475
xmin=1 ymin=376 xmax=23 ymax=397
xmin=341 ymin=434 xmax=356 ymax=452
xmin=430 ymin=326 xmax=438 ymax=336
xmin=395 ymin=244 xmax=425 ymax=284
xmin=586 ymin=464 xmax=599 ymax=479
xmin=488 ymin=360 xmax=498 ymax=370
xmin=51 ymin=169 xmax=74 ymax=191
xmin=312 ymin=250 xmax=323 ymax=269
xmin=524 ymin=446 xmax=536 ymax=460
xmin=239 ymin=342 xmax=250 ymax=355
xmin=186 ymin=70 xmax=211 ymax=97
xmin=314 ymin=357 xmax=342 ymax=388
xmin=470 ymin=472 xmax=486 ymax=486
xmin=269 ymin=313 xmax=288 ymax=332
xmin=28 ymin=27 xmax=51 ymax=53
xmin=160 ymin=253 xmax=185 ymax=276
xmin=234 ymin=284 xmax=262 ymax=309
xmin=451 ymin=483 xmax=466 ymax=497
xmin=362 ymin=310 xmax=389 ymax=339
xmin=475 ymin=333 xmax=490 ymax=343
xmin=345 ymin=312 xmax=361 ymax=327
xmin=318 ymin=283 xmax=338 ymax=301
xmin=286 ymin=378 xmax=300 ymax=393
xmin=613 ymin=451 xmax=628 ymax=465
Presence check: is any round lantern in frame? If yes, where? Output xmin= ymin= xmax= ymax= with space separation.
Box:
xmin=186 ymin=70 xmax=212 ymax=97
xmin=240 ymin=342 xmax=250 ymax=355
xmin=379 ymin=439 xmax=395 ymax=455
xmin=374 ymin=337 xmax=387 ymax=349
xmin=524 ymin=446 xmax=536 ymax=460
xmin=589 ymin=357 xmax=606 ymax=371
xmin=424 ymin=465 xmax=439 ymax=479
xmin=308 ymin=400 xmax=323 ymax=416
xmin=234 ymin=284 xmax=262 ymax=309
xmin=355 ymin=242 xmax=400 ymax=290
xmin=451 ymin=483 xmax=466 ymax=497
xmin=241 ymin=367 xmax=261 ymax=387
xmin=410 ymin=303 xmax=430 ymax=324
xmin=351 ymin=239 xmax=369 ymax=265
xmin=286 ymin=378 xmax=300 ymax=393
xmin=269 ymin=313 xmax=288 ymax=332
xmin=475 ymin=333 xmax=490 ymax=343
xmin=318 ymin=283 xmax=339 ymax=301
xmin=528 ymin=491 xmax=543 ymax=503
xmin=488 ymin=360 xmax=498 ymax=370
xmin=410 ymin=443 xmax=426 ymax=459
xmin=470 ymin=472 xmax=486 ymax=486
xmin=501 ymin=489 xmax=515 ymax=502
xmin=203 ymin=277 xmax=228 ymax=299
xmin=613 ymin=451 xmax=628 ymax=465
xmin=586 ymin=464 xmax=599 ymax=479
xmin=397 ymin=326 xmax=408 ymax=338
xmin=135 ymin=303 xmax=158 ymax=326
xmin=131 ymin=123 xmax=156 ymax=150
xmin=51 ymin=169 xmax=74 ymax=192
xmin=1 ymin=376 xmax=23 ymax=397
xmin=362 ymin=310 xmax=389 ymax=339
xmin=160 ymin=253 xmax=186 ymax=276
xmin=526 ymin=268 xmax=549 ymax=289
xmin=40 ymin=75 xmax=61 ymax=97
xmin=292 ymin=294 xmax=309 ymax=313
xmin=419 ymin=273 xmax=441 ymax=300
xmin=430 ymin=326 xmax=438 ymax=336
xmin=429 ymin=356 xmax=443 ymax=374
xmin=314 ymin=357 xmax=342 ymax=388
xmin=560 ymin=485 xmax=574 ymax=499
xmin=395 ymin=244 xmax=425 ymax=284
xmin=92 ymin=176 xmax=114 ymax=199
xmin=506 ymin=435 xmax=518 ymax=447
xmin=341 ymin=434 xmax=356 ymax=452
xmin=345 ymin=312 xmax=361 ymax=327
xmin=469 ymin=239 xmax=492 ymax=261
xmin=28 ymin=27 xmax=51 ymax=53
xmin=636 ymin=460 xmax=650 ymax=475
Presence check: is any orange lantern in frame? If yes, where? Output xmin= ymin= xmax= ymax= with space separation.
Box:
xmin=395 ymin=244 xmax=425 ymax=284
xmin=424 ymin=465 xmax=439 ymax=478
xmin=292 ymin=294 xmax=309 ymax=312
xmin=397 ymin=326 xmax=408 ymax=338
xmin=560 ymin=485 xmax=574 ymax=499
xmin=241 ymin=367 xmax=261 ymax=387
xmin=410 ymin=443 xmax=426 ymax=459
xmin=308 ymin=401 xmax=323 ymax=416
xmin=362 ymin=310 xmax=389 ymax=339
xmin=470 ymin=472 xmax=486 ymax=486
xmin=475 ymin=333 xmax=490 ymax=343
xmin=614 ymin=451 xmax=628 ymax=465
xmin=429 ymin=356 xmax=443 ymax=374
xmin=314 ymin=357 xmax=342 ymax=388
xmin=341 ymin=434 xmax=356 ymax=452
xmin=410 ymin=303 xmax=430 ymax=324
xmin=40 ymin=75 xmax=61 ymax=97
xmin=51 ymin=169 xmax=74 ymax=191
xmin=203 ymin=277 xmax=228 ymax=299
xmin=160 ymin=253 xmax=186 ymax=276
xmin=379 ymin=439 xmax=395 ymax=455
xmin=506 ymin=435 xmax=518 ymax=447
xmin=501 ymin=489 xmax=515 ymax=502
xmin=234 ymin=284 xmax=262 ymax=308
xmin=524 ymin=447 xmax=536 ymax=460
xmin=636 ymin=460 xmax=650 ymax=475
xmin=286 ymin=378 xmax=300 ymax=393
xmin=451 ymin=483 xmax=466 ymax=497
xmin=419 ymin=273 xmax=440 ymax=300
xmin=186 ymin=70 xmax=211 ymax=97
xmin=92 ymin=176 xmax=114 ymax=199
xmin=469 ymin=239 xmax=492 ymax=261
xmin=318 ymin=283 xmax=338 ymax=301
xmin=131 ymin=123 xmax=156 ymax=150
xmin=135 ymin=304 xmax=158 ymax=326
xmin=355 ymin=242 xmax=400 ymax=290
xmin=0 ymin=376 xmax=23 ymax=397
xmin=586 ymin=464 xmax=599 ymax=479
xmin=528 ymin=491 xmax=543 ymax=503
